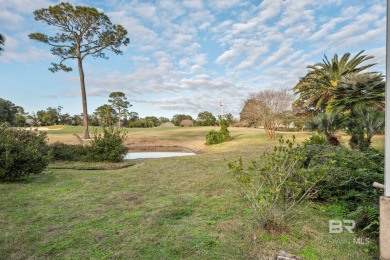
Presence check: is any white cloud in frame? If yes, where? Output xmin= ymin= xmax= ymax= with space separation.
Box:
xmin=0 ymin=0 xmax=386 ymax=118
xmin=258 ymin=0 xmax=282 ymax=21
xmin=207 ymin=0 xmax=242 ymax=10
xmin=216 ymin=49 xmax=237 ymax=64
xmin=0 ymin=34 xmax=51 ymax=63
xmin=182 ymin=0 xmax=203 ymax=9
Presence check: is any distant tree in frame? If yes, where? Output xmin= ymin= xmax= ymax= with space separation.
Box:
xmin=0 ymin=33 xmax=5 ymax=54
xmin=279 ymin=110 xmax=295 ymax=129
xmin=94 ymin=104 xmax=116 ymax=126
xmin=60 ymin=113 xmax=72 ymax=125
xmin=159 ymin=117 xmax=170 ymax=124
xmin=196 ymin=111 xmax=216 ymax=126
xmin=145 ymin=116 xmax=159 ymax=127
xmin=171 ymin=114 xmax=193 ymax=126
xmin=36 ymin=107 xmax=59 ymax=126
xmin=28 ymin=112 xmax=40 ymax=126
xmin=108 ymin=92 xmax=131 ymax=127
xmin=224 ymin=113 xmax=235 ymax=126
xmin=89 ymin=114 xmax=100 ymax=126
xmin=36 ymin=110 xmax=47 ymax=126
xmin=0 ymin=98 xmax=17 ymax=125
xmin=72 ymin=114 xmax=83 ymax=126
xmin=218 ymin=113 xmax=235 ymax=126
xmin=240 ymin=89 xmax=293 ymax=139
xmin=128 ymin=118 xmax=152 ymax=128
xmin=29 ymin=3 xmax=130 ymax=138
xmin=128 ymin=112 xmax=139 ymax=122
xmin=291 ymin=99 xmax=314 ymax=130
xmin=14 ymin=106 xmax=27 ymax=126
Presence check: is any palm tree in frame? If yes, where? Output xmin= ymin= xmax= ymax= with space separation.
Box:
xmin=328 ymin=73 xmax=385 ymax=150
xmin=346 ymin=109 xmax=384 ymax=151
xmin=306 ymin=112 xmax=345 ymax=146
xmin=293 ymin=51 xmax=376 ymax=112
xmin=329 ymin=72 xmax=385 ymax=113
xmin=0 ymin=33 xmax=5 ymax=53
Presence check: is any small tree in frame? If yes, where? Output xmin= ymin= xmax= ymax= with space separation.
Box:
xmin=0 ymin=127 xmax=49 ymax=180
xmin=306 ymin=113 xmax=344 ymax=146
xmin=196 ymin=111 xmax=217 ymax=126
xmin=240 ymin=89 xmax=293 ymax=139
xmin=0 ymin=98 xmax=17 ymax=125
xmin=108 ymin=92 xmax=131 ymax=127
xmin=29 ymin=3 xmax=130 ymax=139
xmin=346 ymin=109 xmax=385 ymax=151
xmin=94 ymin=104 xmax=116 ymax=126
xmin=228 ymin=136 xmax=324 ymax=229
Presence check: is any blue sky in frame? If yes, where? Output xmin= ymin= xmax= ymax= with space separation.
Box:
xmin=0 ymin=0 xmax=386 ymax=119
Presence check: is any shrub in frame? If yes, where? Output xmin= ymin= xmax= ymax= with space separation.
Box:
xmin=228 ymin=136 xmax=325 ymax=230
xmin=206 ymin=130 xmax=225 ymax=145
xmin=0 ymin=127 xmax=49 ymax=180
xmin=49 ymin=142 xmax=89 ymax=161
xmin=86 ymin=127 xmax=128 ymax=162
xmin=301 ymin=145 xmax=383 ymax=236
xmin=302 ymin=135 xmax=328 ymax=146
xmin=206 ymin=119 xmax=231 ymax=145
xmin=302 ymin=145 xmax=383 ymax=203
xmin=220 ymin=119 xmax=231 ymax=140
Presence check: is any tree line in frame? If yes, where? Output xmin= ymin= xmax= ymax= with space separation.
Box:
xmin=0 ymin=94 xmax=235 ymax=128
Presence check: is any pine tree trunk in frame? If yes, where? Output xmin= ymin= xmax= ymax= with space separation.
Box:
xmin=118 ymin=108 xmax=121 ymax=127
xmin=77 ymin=57 xmax=90 ymax=139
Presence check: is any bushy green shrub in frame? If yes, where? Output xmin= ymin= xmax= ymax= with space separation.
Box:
xmin=220 ymin=119 xmax=231 ymax=140
xmin=228 ymin=136 xmax=325 ymax=230
xmin=86 ymin=127 xmax=128 ymax=162
xmin=206 ymin=130 xmax=225 ymax=145
xmin=49 ymin=142 xmax=89 ymax=161
xmin=302 ymin=145 xmax=383 ymax=203
xmin=302 ymin=135 xmax=328 ymax=146
xmin=301 ymin=145 xmax=383 ymax=235
xmin=206 ymin=119 xmax=231 ymax=145
xmin=0 ymin=127 xmax=49 ymax=180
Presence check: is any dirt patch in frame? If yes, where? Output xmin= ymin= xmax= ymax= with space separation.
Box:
xmin=124 ymin=194 xmax=142 ymax=205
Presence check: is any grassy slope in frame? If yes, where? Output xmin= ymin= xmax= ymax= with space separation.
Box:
xmin=0 ymin=126 xmax=382 ymax=259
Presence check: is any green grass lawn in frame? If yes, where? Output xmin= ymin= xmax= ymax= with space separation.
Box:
xmin=0 ymin=126 xmax=382 ymax=259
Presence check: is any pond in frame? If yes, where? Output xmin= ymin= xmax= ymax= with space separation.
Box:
xmin=124 ymin=152 xmax=196 ymax=160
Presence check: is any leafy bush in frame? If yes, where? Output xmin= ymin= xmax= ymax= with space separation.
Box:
xmin=302 ymin=135 xmax=328 ymax=146
xmin=86 ymin=127 xmax=128 ymax=162
xmin=206 ymin=130 xmax=225 ymax=145
xmin=301 ymin=145 xmax=383 ymax=235
xmin=206 ymin=119 xmax=231 ymax=145
xmin=220 ymin=119 xmax=231 ymax=140
xmin=228 ymin=136 xmax=324 ymax=230
xmin=302 ymin=145 xmax=383 ymax=203
xmin=49 ymin=142 xmax=89 ymax=161
xmin=0 ymin=127 xmax=49 ymax=180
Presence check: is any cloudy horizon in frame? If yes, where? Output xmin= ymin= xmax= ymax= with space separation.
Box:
xmin=0 ymin=0 xmax=386 ymax=119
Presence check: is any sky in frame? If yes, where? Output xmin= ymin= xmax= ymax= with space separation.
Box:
xmin=0 ymin=0 xmax=386 ymax=119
